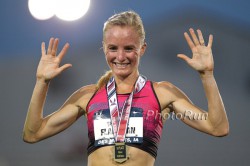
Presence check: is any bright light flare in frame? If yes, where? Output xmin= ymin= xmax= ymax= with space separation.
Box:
xmin=28 ymin=0 xmax=90 ymax=21
xmin=56 ymin=0 xmax=90 ymax=21
xmin=28 ymin=0 xmax=55 ymax=20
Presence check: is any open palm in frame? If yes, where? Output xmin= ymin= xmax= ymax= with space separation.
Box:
xmin=36 ymin=38 xmax=72 ymax=82
xmin=178 ymin=28 xmax=214 ymax=73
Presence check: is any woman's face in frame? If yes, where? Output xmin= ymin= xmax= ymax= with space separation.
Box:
xmin=103 ymin=25 xmax=146 ymax=78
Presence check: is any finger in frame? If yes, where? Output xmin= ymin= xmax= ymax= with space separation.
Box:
xmin=197 ymin=29 xmax=205 ymax=46
xmin=51 ymin=38 xmax=59 ymax=56
xmin=57 ymin=43 xmax=70 ymax=61
xmin=207 ymin=34 xmax=213 ymax=48
xmin=56 ymin=64 xmax=72 ymax=74
xmin=189 ymin=28 xmax=200 ymax=46
xmin=177 ymin=54 xmax=191 ymax=63
xmin=41 ymin=42 xmax=46 ymax=56
xmin=47 ymin=38 xmax=54 ymax=55
xmin=184 ymin=32 xmax=195 ymax=50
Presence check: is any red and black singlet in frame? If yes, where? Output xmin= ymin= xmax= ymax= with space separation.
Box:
xmin=86 ymin=80 xmax=163 ymax=158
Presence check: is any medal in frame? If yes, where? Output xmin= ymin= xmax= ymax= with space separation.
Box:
xmin=114 ymin=142 xmax=128 ymax=163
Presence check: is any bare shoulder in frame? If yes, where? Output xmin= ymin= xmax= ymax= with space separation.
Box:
xmin=70 ymin=84 xmax=97 ymax=99
xmin=152 ymin=81 xmax=188 ymax=109
xmin=153 ymin=81 xmax=176 ymax=90
xmin=78 ymin=84 xmax=97 ymax=95
xmin=153 ymin=81 xmax=182 ymax=96
xmin=68 ymin=84 xmax=97 ymax=113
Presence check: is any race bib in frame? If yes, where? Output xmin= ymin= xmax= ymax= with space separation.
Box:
xmin=94 ymin=108 xmax=143 ymax=146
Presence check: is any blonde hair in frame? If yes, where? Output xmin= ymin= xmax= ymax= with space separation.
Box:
xmin=96 ymin=11 xmax=145 ymax=89
xmin=96 ymin=70 xmax=113 ymax=89
xmin=103 ymin=10 xmax=145 ymax=44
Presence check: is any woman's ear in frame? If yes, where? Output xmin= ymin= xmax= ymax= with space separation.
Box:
xmin=140 ymin=42 xmax=147 ymax=56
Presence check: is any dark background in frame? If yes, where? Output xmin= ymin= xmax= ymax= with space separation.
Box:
xmin=0 ymin=0 xmax=249 ymax=165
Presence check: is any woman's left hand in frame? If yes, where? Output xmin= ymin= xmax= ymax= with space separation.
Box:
xmin=177 ymin=28 xmax=214 ymax=74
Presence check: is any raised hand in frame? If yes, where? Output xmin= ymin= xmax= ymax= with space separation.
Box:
xmin=177 ymin=28 xmax=214 ymax=74
xmin=36 ymin=38 xmax=72 ymax=83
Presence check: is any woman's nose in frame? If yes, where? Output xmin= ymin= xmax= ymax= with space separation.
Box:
xmin=117 ymin=50 xmax=126 ymax=62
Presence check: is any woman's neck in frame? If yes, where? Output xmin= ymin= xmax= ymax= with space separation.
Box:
xmin=114 ymin=72 xmax=139 ymax=94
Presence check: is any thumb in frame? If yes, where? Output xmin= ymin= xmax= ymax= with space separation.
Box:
xmin=57 ymin=64 xmax=72 ymax=74
xmin=177 ymin=54 xmax=191 ymax=63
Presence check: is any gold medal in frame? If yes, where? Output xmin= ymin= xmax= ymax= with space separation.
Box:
xmin=114 ymin=142 xmax=128 ymax=163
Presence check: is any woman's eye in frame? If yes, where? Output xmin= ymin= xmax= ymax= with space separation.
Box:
xmin=125 ymin=47 xmax=134 ymax=52
xmin=108 ymin=46 xmax=117 ymax=52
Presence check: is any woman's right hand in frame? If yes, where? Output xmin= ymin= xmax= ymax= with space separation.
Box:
xmin=36 ymin=38 xmax=72 ymax=83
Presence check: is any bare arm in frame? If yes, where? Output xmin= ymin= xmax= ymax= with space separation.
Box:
xmin=199 ymin=71 xmax=228 ymax=136
xmin=23 ymin=38 xmax=83 ymax=143
xmin=156 ymin=29 xmax=229 ymax=136
xmin=170 ymin=74 xmax=228 ymax=137
xmin=176 ymin=28 xmax=229 ymax=136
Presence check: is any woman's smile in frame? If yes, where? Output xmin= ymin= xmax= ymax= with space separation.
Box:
xmin=112 ymin=62 xmax=130 ymax=69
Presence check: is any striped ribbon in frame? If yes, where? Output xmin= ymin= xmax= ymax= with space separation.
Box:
xmin=107 ymin=75 xmax=146 ymax=142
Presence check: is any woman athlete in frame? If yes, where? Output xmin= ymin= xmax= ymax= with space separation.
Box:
xmin=23 ymin=11 xmax=229 ymax=166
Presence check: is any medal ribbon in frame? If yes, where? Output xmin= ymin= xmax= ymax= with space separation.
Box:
xmin=107 ymin=75 xmax=146 ymax=142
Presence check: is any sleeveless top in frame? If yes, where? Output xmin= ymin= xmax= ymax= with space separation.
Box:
xmin=86 ymin=80 xmax=163 ymax=158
